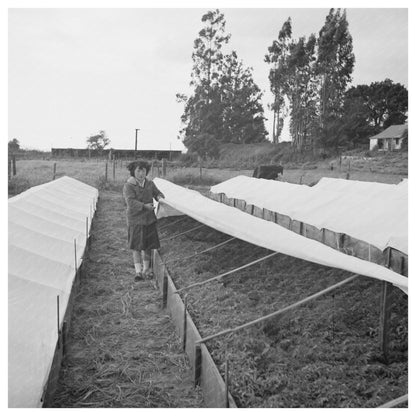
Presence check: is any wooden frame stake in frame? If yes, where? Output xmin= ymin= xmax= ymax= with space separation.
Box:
xmin=194 ymin=345 xmax=202 ymax=387
xmin=380 ymin=247 xmax=393 ymax=362
xmin=56 ymin=295 xmax=60 ymax=349
xmin=182 ymin=294 xmax=188 ymax=351
xmin=74 ymin=239 xmax=78 ymax=277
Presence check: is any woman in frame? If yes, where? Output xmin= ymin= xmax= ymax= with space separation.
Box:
xmin=123 ymin=160 xmax=165 ymax=281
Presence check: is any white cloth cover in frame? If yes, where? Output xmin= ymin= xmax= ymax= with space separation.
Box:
xmin=211 ymin=176 xmax=408 ymax=255
xmin=154 ymin=178 xmax=407 ymax=294
xmin=8 ymin=176 xmax=98 ymax=408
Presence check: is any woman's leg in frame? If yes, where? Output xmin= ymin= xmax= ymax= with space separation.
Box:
xmin=142 ymin=250 xmax=151 ymax=274
xmin=132 ymin=250 xmax=143 ymax=275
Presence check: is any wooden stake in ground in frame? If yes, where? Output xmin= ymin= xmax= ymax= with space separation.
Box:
xmin=182 ymin=295 xmax=188 ymax=351
xmin=56 ymin=295 xmax=60 ymax=348
xmin=224 ymin=357 xmax=229 ymax=408
xmin=12 ymin=155 xmax=17 ymax=176
xmin=380 ymin=247 xmax=393 ymax=362
xmin=194 ymin=345 xmax=202 ymax=386
xmin=53 ymin=163 xmax=57 ymax=180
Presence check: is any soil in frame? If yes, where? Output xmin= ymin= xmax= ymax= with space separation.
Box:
xmin=49 ymin=190 xmax=203 ymax=408
xmin=158 ymin=214 xmax=408 ymax=408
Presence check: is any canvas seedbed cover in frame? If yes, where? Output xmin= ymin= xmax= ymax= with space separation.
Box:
xmin=210 ymin=176 xmax=408 ymax=255
xmin=154 ymin=178 xmax=407 ymax=294
xmin=8 ymin=176 xmax=98 ymax=408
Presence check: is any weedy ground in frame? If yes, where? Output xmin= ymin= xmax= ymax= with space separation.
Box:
xmin=49 ymin=190 xmax=203 ymax=408
xmin=159 ymin=216 xmax=408 ymax=408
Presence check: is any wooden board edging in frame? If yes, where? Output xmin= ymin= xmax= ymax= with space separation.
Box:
xmin=153 ymin=250 xmax=237 ymax=408
xmin=207 ymin=192 xmax=407 ymax=277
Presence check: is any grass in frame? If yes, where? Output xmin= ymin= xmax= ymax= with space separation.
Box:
xmin=8 ymin=150 xmax=407 ymax=199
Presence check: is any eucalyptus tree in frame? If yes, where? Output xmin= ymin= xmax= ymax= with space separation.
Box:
xmin=178 ymin=9 xmax=267 ymax=157
xmin=177 ymin=9 xmax=230 ymax=158
xmin=220 ymin=51 xmax=267 ymax=144
xmin=265 ymin=18 xmax=292 ymax=143
xmin=286 ymin=34 xmax=319 ymax=151
xmin=316 ymin=8 xmax=355 ymax=148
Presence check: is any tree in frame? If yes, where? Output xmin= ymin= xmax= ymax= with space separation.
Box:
xmin=339 ymin=89 xmax=375 ymax=148
xmin=220 ymin=51 xmax=267 ymax=144
xmin=339 ymin=80 xmax=408 ymax=147
xmin=316 ymin=8 xmax=355 ymax=148
xmin=286 ymin=34 xmax=319 ymax=151
xmin=86 ymin=130 xmax=110 ymax=152
xmin=178 ymin=9 xmax=230 ymax=158
xmin=354 ymin=79 xmax=408 ymax=129
xmin=178 ymin=9 xmax=267 ymax=157
xmin=265 ymin=18 xmax=292 ymax=143
xmin=8 ymin=138 xmax=20 ymax=153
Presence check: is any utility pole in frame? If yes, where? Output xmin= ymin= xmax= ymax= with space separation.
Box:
xmin=135 ymin=128 xmax=140 ymax=159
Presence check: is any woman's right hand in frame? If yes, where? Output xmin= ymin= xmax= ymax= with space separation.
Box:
xmin=144 ymin=203 xmax=154 ymax=211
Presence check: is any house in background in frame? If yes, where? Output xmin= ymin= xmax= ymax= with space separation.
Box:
xmin=369 ymin=124 xmax=408 ymax=151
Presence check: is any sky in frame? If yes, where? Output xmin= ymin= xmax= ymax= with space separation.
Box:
xmin=7 ymin=4 xmax=409 ymax=152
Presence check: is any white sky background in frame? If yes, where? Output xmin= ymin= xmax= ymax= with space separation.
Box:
xmin=8 ymin=6 xmax=408 ymax=152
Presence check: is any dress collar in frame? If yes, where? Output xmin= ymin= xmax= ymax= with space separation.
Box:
xmin=127 ymin=177 xmax=146 ymax=187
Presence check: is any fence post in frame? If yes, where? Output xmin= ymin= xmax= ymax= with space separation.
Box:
xmin=53 ymin=162 xmax=57 ymax=180
xmin=105 ymin=162 xmax=108 ymax=182
xmin=12 ymin=155 xmax=17 ymax=176
xmin=162 ymin=266 xmax=168 ymax=308
xmin=8 ymin=157 xmax=11 ymax=180
xmin=112 ymin=156 xmax=116 ymax=181
xmin=162 ymin=158 xmax=167 ymax=177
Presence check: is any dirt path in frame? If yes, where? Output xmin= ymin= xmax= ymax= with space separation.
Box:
xmin=50 ymin=189 xmax=203 ymax=408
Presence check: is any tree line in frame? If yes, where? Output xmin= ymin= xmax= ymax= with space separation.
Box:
xmin=177 ymin=9 xmax=408 ymax=158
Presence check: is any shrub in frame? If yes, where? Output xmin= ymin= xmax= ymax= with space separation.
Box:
xmin=178 ymin=152 xmax=199 ymax=167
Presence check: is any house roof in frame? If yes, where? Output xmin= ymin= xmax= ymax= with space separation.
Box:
xmin=370 ymin=124 xmax=408 ymax=140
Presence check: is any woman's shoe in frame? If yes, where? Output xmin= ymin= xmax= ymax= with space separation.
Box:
xmin=144 ymin=270 xmax=154 ymax=280
xmin=134 ymin=272 xmax=144 ymax=282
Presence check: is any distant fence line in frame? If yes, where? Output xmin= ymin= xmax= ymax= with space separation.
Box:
xmin=51 ymin=148 xmax=182 ymax=161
